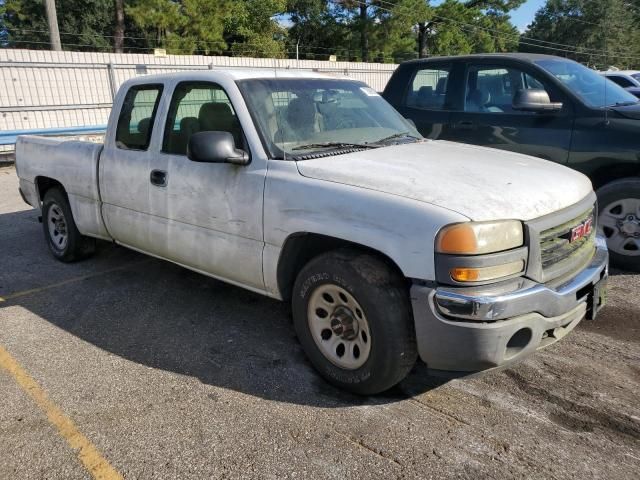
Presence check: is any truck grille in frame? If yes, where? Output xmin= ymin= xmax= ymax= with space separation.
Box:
xmin=539 ymin=208 xmax=596 ymax=275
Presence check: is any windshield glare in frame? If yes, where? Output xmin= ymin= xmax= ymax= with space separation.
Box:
xmin=535 ymin=59 xmax=638 ymax=108
xmin=237 ymin=78 xmax=421 ymax=158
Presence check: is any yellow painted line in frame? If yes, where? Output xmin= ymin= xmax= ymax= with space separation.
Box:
xmin=0 ymin=260 xmax=150 ymax=303
xmin=0 ymin=345 xmax=123 ymax=479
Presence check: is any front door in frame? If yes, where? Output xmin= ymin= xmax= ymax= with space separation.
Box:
xmin=149 ymin=81 xmax=266 ymax=291
xmin=448 ymin=62 xmax=574 ymax=164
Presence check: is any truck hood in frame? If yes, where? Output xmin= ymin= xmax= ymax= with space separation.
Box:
xmin=610 ymin=102 xmax=640 ymax=120
xmin=295 ymin=140 xmax=593 ymax=222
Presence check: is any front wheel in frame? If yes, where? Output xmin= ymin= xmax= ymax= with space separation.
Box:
xmin=597 ymin=178 xmax=640 ymax=272
xmin=292 ymin=249 xmax=417 ymax=395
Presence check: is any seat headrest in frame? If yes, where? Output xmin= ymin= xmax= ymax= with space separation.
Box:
xmin=468 ymin=89 xmax=491 ymax=107
xmin=286 ymin=97 xmax=316 ymax=127
xmin=137 ymin=117 xmax=151 ymax=135
xmin=199 ymin=102 xmax=235 ymax=131
xmin=180 ymin=116 xmax=200 ymax=133
xmin=436 ymin=77 xmax=447 ymax=94
xmin=418 ymin=86 xmax=434 ymax=98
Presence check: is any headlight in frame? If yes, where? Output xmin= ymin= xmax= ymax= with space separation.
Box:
xmin=436 ymin=220 xmax=524 ymax=255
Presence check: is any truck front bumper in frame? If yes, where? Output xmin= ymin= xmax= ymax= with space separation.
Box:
xmin=410 ymin=235 xmax=609 ymax=373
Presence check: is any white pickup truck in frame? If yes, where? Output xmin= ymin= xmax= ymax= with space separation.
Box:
xmin=16 ymin=69 xmax=608 ymax=394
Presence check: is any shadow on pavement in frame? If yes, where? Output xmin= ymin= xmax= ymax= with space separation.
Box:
xmin=0 ymin=208 xmax=447 ymax=408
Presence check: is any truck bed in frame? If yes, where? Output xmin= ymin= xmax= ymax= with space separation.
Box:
xmin=15 ymin=135 xmax=110 ymax=239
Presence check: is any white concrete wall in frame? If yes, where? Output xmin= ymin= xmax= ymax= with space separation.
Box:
xmin=0 ymin=49 xmax=398 ymax=148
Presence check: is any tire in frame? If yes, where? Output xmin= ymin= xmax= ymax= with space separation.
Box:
xmin=42 ymin=187 xmax=96 ymax=262
xmin=597 ymin=178 xmax=640 ymax=272
xmin=292 ymin=248 xmax=417 ymax=395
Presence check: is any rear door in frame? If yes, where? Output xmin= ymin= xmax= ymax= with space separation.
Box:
xmin=99 ymin=83 xmax=164 ymax=251
xmin=447 ymin=60 xmax=574 ymax=164
xmin=390 ymin=62 xmax=457 ymax=139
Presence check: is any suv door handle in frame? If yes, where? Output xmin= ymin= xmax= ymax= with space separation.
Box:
xmin=150 ymin=169 xmax=167 ymax=187
xmin=455 ymin=121 xmax=476 ymax=130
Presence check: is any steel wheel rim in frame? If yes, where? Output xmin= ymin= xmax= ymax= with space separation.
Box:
xmin=599 ymin=198 xmax=640 ymax=256
xmin=47 ymin=202 xmax=68 ymax=251
xmin=307 ymin=283 xmax=371 ymax=370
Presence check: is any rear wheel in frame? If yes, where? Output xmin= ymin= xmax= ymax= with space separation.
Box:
xmin=42 ymin=187 xmax=96 ymax=262
xmin=597 ymin=178 xmax=640 ymax=272
xmin=292 ymin=248 xmax=417 ymax=395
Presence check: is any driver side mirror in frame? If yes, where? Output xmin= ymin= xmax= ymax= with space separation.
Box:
xmin=187 ymin=131 xmax=250 ymax=165
xmin=512 ymin=89 xmax=563 ymax=113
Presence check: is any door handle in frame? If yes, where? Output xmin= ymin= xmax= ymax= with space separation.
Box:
xmin=455 ymin=121 xmax=476 ymax=130
xmin=150 ymin=169 xmax=167 ymax=187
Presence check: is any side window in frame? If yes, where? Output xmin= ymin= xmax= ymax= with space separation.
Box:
xmin=465 ymin=65 xmax=555 ymax=114
xmin=115 ymin=85 xmax=162 ymax=150
xmin=163 ymin=82 xmax=242 ymax=155
xmin=608 ymin=75 xmax=633 ymax=88
xmin=406 ymin=66 xmax=450 ymax=110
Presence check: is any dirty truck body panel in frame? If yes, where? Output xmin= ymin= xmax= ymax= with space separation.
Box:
xmin=15 ymin=69 xmax=608 ymax=378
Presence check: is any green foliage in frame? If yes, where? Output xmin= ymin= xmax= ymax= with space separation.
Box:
xmin=521 ymin=0 xmax=640 ymax=69
xmin=12 ymin=0 xmax=632 ymax=66
xmin=225 ymin=0 xmax=287 ymax=58
xmin=2 ymin=0 xmax=114 ymax=50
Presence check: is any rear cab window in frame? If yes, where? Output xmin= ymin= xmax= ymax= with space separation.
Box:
xmin=406 ymin=66 xmax=450 ymax=110
xmin=115 ymin=85 xmax=163 ymax=150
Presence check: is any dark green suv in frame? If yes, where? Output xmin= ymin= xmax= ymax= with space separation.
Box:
xmin=383 ymin=53 xmax=640 ymax=271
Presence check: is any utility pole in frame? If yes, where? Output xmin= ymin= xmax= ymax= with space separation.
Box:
xmin=44 ymin=0 xmax=62 ymax=51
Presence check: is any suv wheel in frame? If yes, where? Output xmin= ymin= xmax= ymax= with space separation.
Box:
xmin=597 ymin=178 xmax=640 ymax=272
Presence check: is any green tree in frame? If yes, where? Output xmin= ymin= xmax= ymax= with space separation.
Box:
xmin=521 ymin=0 xmax=639 ymax=69
xmin=125 ymin=0 xmax=187 ymax=53
xmin=224 ymin=0 xmax=287 ymax=58
xmin=424 ymin=0 xmax=524 ymax=57
xmin=1 ymin=0 xmax=114 ymax=51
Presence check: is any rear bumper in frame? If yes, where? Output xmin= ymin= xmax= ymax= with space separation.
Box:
xmin=410 ymin=235 xmax=608 ymax=372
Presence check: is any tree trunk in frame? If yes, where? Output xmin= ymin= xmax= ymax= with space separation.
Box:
xmin=360 ymin=2 xmax=369 ymax=62
xmin=418 ymin=22 xmax=428 ymax=58
xmin=114 ymin=0 xmax=125 ymax=53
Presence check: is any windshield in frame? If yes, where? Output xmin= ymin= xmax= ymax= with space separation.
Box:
xmin=535 ymin=59 xmax=638 ymax=108
xmin=237 ymin=78 xmax=421 ymax=159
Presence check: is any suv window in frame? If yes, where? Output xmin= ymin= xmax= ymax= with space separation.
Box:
xmin=407 ymin=66 xmax=450 ymax=110
xmin=607 ymin=75 xmax=634 ymax=88
xmin=163 ymin=82 xmax=242 ymax=155
xmin=465 ymin=66 xmax=556 ymax=114
xmin=115 ymin=85 xmax=162 ymax=150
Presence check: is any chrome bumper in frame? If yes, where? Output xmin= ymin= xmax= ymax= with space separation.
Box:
xmin=410 ymin=235 xmax=609 ymax=372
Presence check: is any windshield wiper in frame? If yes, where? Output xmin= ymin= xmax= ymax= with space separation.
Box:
xmin=291 ymin=142 xmax=378 ymax=151
xmin=611 ymin=101 xmax=639 ymax=107
xmin=372 ymin=132 xmax=420 ymax=144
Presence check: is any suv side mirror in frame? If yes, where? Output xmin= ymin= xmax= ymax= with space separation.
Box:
xmin=512 ymin=89 xmax=563 ymax=113
xmin=187 ymin=131 xmax=250 ymax=165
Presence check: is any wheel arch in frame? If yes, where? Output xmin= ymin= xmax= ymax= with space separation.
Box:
xmin=590 ymin=163 xmax=640 ymax=191
xmin=276 ymin=232 xmax=407 ymax=301
xmin=35 ymin=176 xmax=67 ymax=204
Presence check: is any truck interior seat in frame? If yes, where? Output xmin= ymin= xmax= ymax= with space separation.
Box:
xmin=199 ymin=102 xmax=242 ymax=147
xmin=283 ymin=97 xmax=317 ymax=141
xmin=466 ymin=89 xmax=497 ymax=112
xmin=177 ymin=117 xmax=200 ymax=154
